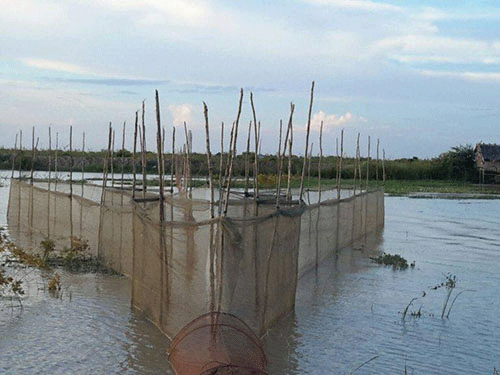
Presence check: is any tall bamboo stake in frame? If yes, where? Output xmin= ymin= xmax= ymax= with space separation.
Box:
xmin=121 ymin=122 xmax=126 ymax=196
xmin=383 ymin=149 xmax=386 ymax=184
xmin=183 ymin=122 xmax=192 ymax=198
xmin=337 ymin=129 xmax=344 ymax=200
xmin=11 ymin=133 xmax=18 ymax=179
xmin=357 ymin=134 xmax=362 ymax=192
xmin=133 ymin=111 xmax=138 ymax=199
xmin=82 ymin=132 xmax=86 ymax=196
xmin=250 ymin=92 xmax=259 ymax=201
xmin=171 ymin=127 xmax=176 ymax=194
xmin=111 ymin=129 xmax=115 ymax=188
xmin=18 ymin=130 xmax=22 ymax=179
xmin=30 ymin=126 xmax=35 ymax=185
xmin=367 ymin=135 xmax=370 ymax=188
xmin=286 ymin=103 xmax=295 ymax=201
xmin=223 ymin=89 xmax=243 ymax=216
xmin=276 ymin=120 xmax=283 ymax=208
xmin=54 ymin=132 xmax=58 ymax=190
xmin=299 ymin=81 xmax=315 ymax=202
xmin=353 ymin=133 xmax=359 ymax=196
xmin=244 ymin=121 xmax=252 ymax=196
xmin=141 ymin=100 xmax=147 ymax=196
xmin=318 ymin=122 xmax=323 ymax=203
xmin=80 ymin=131 xmax=85 ymax=237
xmin=98 ymin=123 xmax=113 ymax=259
xmin=218 ymin=122 xmax=224 ymax=215
xmin=308 ymin=143 xmax=314 ymax=186
xmin=69 ymin=126 xmax=74 ymax=250
xmin=47 ymin=128 xmax=51 ymax=237
xmin=376 ymin=138 xmax=380 ymax=182
xmin=156 ymin=90 xmax=165 ymax=222
xmin=203 ymin=102 xmax=215 ymax=219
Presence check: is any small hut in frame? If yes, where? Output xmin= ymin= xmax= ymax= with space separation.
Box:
xmin=475 ymin=143 xmax=500 ymax=183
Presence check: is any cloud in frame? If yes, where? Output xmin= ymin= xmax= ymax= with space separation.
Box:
xmin=20 ymin=59 xmax=94 ymax=75
xmin=308 ymin=110 xmax=365 ymax=133
xmin=303 ymin=0 xmax=403 ymax=13
xmin=419 ymin=70 xmax=500 ymax=83
xmin=168 ymin=104 xmax=194 ymax=127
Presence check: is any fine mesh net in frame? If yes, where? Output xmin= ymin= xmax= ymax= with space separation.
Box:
xmin=168 ymin=312 xmax=268 ymax=375
xmin=7 ymin=179 xmax=384 ymax=340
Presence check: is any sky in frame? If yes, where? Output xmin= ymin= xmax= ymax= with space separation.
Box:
xmin=1 ymin=0 xmax=500 ymax=159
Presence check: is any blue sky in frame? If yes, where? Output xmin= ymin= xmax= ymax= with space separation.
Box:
xmin=1 ymin=0 xmax=499 ymax=159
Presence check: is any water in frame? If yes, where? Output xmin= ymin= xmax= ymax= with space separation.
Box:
xmin=1 ymin=172 xmax=500 ymax=374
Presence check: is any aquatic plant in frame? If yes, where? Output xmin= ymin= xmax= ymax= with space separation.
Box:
xmin=40 ymin=238 xmax=55 ymax=262
xmin=370 ymin=253 xmax=409 ymax=270
xmin=48 ymin=272 xmax=61 ymax=294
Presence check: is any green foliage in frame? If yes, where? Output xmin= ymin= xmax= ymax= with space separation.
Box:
xmin=370 ymin=253 xmax=410 ymax=270
xmin=437 ymin=144 xmax=476 ymax=181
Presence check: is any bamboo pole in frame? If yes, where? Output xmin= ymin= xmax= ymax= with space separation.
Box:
xmin=383 ymin=149 xmax=386 ymax=184
xmin=54 ymin=132 xmax=58 ymax=190
xmin=376 ymin=138 xmax=380 ymax=182
xmin=11 ymin=133 xmax=18 ymax=179
xmin=82 ymin=132 xmax=86 ymax=196
xmin=223 ymin=89 xmax=243 ymax=216
xmin=286 ymin=103 xmax=295 ymax=201
xmin=367 ymin=135 xmax=370 ymax=188
xmin=80 ymin=131 xmax=85 ymax=238
xmin=218 ymin=122 xmax=224 ymax=216
xmin=156 ymin=90 xmax=165 ymax=222
xmin=171 ymin=127 xmax=176 ymax=194
xmin=203 ymin=102 xmax=215 ymax=219
xmin=308 ymin=143 xmax=314 ymax=186
xmin=141 ymin=100 xmax=147 ymax=196
xmin=47 ymin=128 xmax=51 ymax=238
xmin=69 ymin=126 xmax=74 ymax=250
xmin=299 ymin=81 xmax=315 ymax=202
xmin=133 ymin=111 xmax=138 ymax=199
xmin=250 ymin=92 xmax=259 ymax=201
xmin=30 ymin=126 xmax=35 ymax=185
xmin=244 ymin=121 xmax=252 ymax=196
xmin=98 ymin=123 xmax=113 ymax=259
xmin=121 ymin=122 xmax=126 ymax=196
xmin=357 ymin=134 xmax=362 ymax=192
xmin=183 ymin=122 xmax=192 ymax=198
xmin=318 ymin=122 xmax=323 ymax=203
xmin=353 ymin=133 xmax=359 ymax=196
xmin=276 ymin=119 xmax=283 ymax=208
xmin=18 ymin=130 xmax=22 ymax=179
xmin=337 ymin=129 xmax=344 ymax=200
xmin=111 ymin=129 xmax=115 ymax=188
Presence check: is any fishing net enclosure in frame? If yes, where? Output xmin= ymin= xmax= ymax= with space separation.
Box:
xmin=7 ymin=179 xmax=384 ymax=340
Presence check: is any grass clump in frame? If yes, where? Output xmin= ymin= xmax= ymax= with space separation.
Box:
xmin=370 ymin=253 xmax=410 ymax=270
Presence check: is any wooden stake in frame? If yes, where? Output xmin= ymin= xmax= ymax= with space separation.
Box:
xmin=171 ymin=126 xmax=176 ymax=193
xmin=11 ymin=133 xmax=18 ymax=179
xmin=337 ymin=129 xmax=344 ymax=200
xmin=133 ymin=111 xmax=138 ymax=199
xmin=223 ymin=89 xmax=243 ymax=216
xmin=250 ymin=92 xmax=259 ymax=200
xmin=69 ymin=126 xmax=74 ymax=250
xmin=276 ymin=119 xmax=283 ymax=208
xmin=203 ymin=102 xmax=215 ymax=219
xmin=286 ymin=103 xmax=295 ymax=201
xmin=245 ymin=121 xmax=252 ymax=196
xmin=299 ymin=81 xmax=315 ymax=202
xmin=141 ymin=100 xmax=147 ymax=196
xmin=367 ymin=135 xmax=370 ymax=188
xmin=318 ymin=121 xmax=323 ymax=203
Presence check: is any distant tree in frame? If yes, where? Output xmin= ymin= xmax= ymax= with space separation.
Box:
xmin=438 ymin=144 xmax=476 ymax=181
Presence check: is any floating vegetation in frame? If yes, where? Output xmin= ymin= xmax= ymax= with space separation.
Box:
xmin=370 ymin=253 xmax=410 ymax=270
xmin=48 ymin=272 xmax=61 ymax=293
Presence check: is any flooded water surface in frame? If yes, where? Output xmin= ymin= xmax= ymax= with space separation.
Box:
xmin=1 ymin=173 xmax=500 ymax=374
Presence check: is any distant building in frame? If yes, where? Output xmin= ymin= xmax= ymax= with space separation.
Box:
xmin=475 ymin=143 xmax=500 ymax=183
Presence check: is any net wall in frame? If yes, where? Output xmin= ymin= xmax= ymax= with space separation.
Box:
xmin=7 ymin=179 xmax=101 ymax=255
xmin=7 ymin=180 xmax=384 ymax=340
